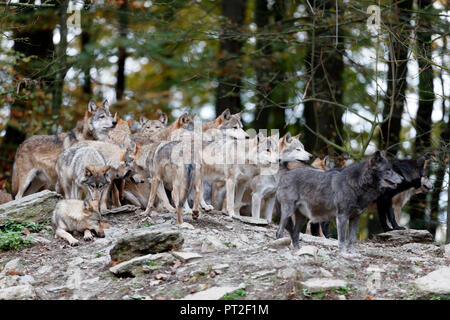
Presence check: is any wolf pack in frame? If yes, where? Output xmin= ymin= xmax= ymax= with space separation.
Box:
xmin=8 ymin=100 xmax=433 ymax=253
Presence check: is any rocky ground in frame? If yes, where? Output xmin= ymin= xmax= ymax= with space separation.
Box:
xmin=1 ymin=197 xmax=450 ymax=301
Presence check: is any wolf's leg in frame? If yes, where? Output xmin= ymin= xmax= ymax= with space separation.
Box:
xmin=199 ymin=181 xmax=213 ymax=212
xmin=336 ymin=213 xmax=348 ymax=253
xmin=192 ymin=177 xmax=201 ymax=219
xmin=16 ymin=169 xmax=39 ymax=199
xmin=83 ymin=229 xmax=94 ymax=241
xmin=262 ymin=194 xmax=276 ymax=222
xmin=143 ymin=177 xmax=159 ymax=215
xmin=55 ymin=228 xmax=79 ymax=246
xmin=111 ymin=183 xmax=121 ymax=207
xmin=234 ymin=180 xmax=249 ymax=212
xmin=347 ymin=215 xmax=361 ymax=253
xmin=320 ymin=221 xmax=331 ymax=238
xmin=276 ymin=201 xmax=295 ymax=239
xmin=291 ymin=211 xmax=307 ymax=249
xmin=251 ymin=192 xmax=262 ymax=219
xmin=171 ymin=187 xmax=183 ymax=224
xmin=225 ymin=177 xmax=236 ymax=217
xmin=156 ymin=183 xmax=176 ymax=213
xmin=376 ymin=198 xmax=393 ymax=232
xmin=388 ymin=202 xmax=405 ymax=230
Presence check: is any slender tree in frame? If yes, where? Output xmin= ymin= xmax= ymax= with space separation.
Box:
xmin=116 ymin=0 xmax=129 ymax=101
xmin=303 ymin=0 xmax=344 ymax=157
xmin=216 ymin=0 xmax=247 ymax=115
xmin=379 ymin=0 xmax=413 ymax=156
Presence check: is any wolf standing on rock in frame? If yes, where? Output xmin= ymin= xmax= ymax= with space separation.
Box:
xmin=275 ymin=151 xmax=403 ymax=253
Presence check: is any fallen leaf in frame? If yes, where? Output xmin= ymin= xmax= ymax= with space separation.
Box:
xmin=365 ymin=296 xmax=372 ymax=300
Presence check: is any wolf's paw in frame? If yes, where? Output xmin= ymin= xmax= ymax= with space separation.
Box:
xmin=393 ymin=226 xmax=406 ymax=231
xmin=84 ymin=232 xmax=94 ymax=241
xmin=68 ymin=239 xmax=79 ymax=246
xmin=192 ymin=210 xmax=199 ymax=220
xmin=202 ymin=204 xmax=214 ymax=212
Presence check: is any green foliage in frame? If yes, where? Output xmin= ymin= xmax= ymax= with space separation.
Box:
xmin=220 ymin=289 xmax=248 ymax=300
xmin=0 ymin=220 xmax=47 ymax=251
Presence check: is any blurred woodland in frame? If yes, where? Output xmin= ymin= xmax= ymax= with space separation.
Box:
xmin=0 ymin=0 xmax=448 ymax=241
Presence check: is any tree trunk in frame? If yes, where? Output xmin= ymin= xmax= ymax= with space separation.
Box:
xmin=379 ymin=0 xmax=413 ymax=156
xmin=303 ymin=0 xmax=344 ymax=157
xmin=116 ymin=0 xmax=129 ymax=101
xmin=216 ymin=0 xmax=247 ymax=116
xmin=81 ymin=29 xmax=92 ymax=95
xmin=52 ymin=0 xmax=69 ymax=122
xmin=409 ymin=0 xmax=435 ymax=232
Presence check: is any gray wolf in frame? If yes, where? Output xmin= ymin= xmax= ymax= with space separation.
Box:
xmin=52 ymin=199 xmax=105 ymax=246
xmin=248 ymin=132 xmax=313 ymax=221
xmin=132 ymin=113 xmax=168 ymax=146
xmin=202 ymin=132 xmax=279 ymax=217
xmin=56 ymin=146 xmax=111 ymax=205
xmin=144 ymin=140 xmax=202 ymax=224
xmin=11 ymin=99 xmax=116 ymax=199
xmin=375 ymin=157 xmax=432 ymax=231
xmin=275 ymin=151 xmax=403 ymax=253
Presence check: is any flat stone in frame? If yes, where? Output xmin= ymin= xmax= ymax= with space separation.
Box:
xmin=171 ymin=251 xmax=202 ymax=263
xmin=109 ymin=253 xmax=174 ymax=277
xmin=0 ymin=190 xmax=62 ymax=225
xmin=301 ymin=278 xmax=348 ymax=293
xmin=178 ymin=222 xmax=195 ymax=230
xmin=412 ymin=267 xmax=450 ymax=298
xmin=212 ymin=264 xmax=230 ymax=271
xmin=278 ymin=267 xmax=299 ymax=279
xmin=295 ymin=245 xmax=318 ymax=257
xmin=251 ymin=269 xmax=277 ymax=279
xmin=101 ymin=205 xmax=139 ymax=215
xmin=0 ymin=285 xmax=37 ymax=300
xmin=233 ymin=215 xmax=269 ymax=226
xmin=201 ymin=235 xmax=228 ymax=253
xmin=180 ymin=285 xmax=242 ymax=300
xmin=374 ymin=229 xmax=433 ymax=245
xmin=269 ymin=237 xmax=291 ymax=248
xmin=110 ymin=229 xmax=184 ymax=261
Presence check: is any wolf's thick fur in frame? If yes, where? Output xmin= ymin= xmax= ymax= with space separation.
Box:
xmin=11 ymin=100 xmax=116 ymax=199
xmin=56 ymin=146 xmax=111 ymax=204
xmin=131 ymin=113 xmax=168 ymax=146
xmin=144 ymin=140 xmax=202 ymax=224
xmin=52 ymin=199 xmax=105 ymax=246
xmin=275 ymin=151 xmax=403 ymax=253
xmin=202 ymin=133 xmax=279 ymax=217
xmin=248 ymin=132 xmax=313 ymax=221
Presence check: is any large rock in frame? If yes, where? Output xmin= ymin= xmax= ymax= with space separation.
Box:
xmin=201 ymin=235 xmax=228 ymax=253
xmin=0 ymin=190 xmax=62 ymax=225
xmin=181 ymin=286 xmax=243 ymax=300
xmin=412 ymin=267 xmax=450 ymax=298
xmin=300 ymin=278 xmax=348 ymax=293
xmin=109 ymin=253 xmax=175 ymax=277
xmin=110 ymin=229 xmax=184 ymax=261
xmin=0 ymin=285 xmax=37 ymax=300
xmin=373 ymin=229 xmax=433 ymax=245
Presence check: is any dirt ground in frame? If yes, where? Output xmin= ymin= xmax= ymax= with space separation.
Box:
xmin=0 ymin=208 xmax=448 ymax=300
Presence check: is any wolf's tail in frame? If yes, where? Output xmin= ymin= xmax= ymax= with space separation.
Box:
xmin=184 ymin=164 xmax=195 ymax=200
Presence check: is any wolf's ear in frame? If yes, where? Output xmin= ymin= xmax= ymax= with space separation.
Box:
xmin=139 ymin=115 xmax=147 ymax=125
xmin=88 ymin=100 xmax=97 ymax=113
xmin=293 ymin=133 xmax=301 ymax=140
xmin=323 ymin=156 xmax=330 ymax=168
xmin=283 ymin=132 xmax=292 ymax=144
xmin=369 ymin=151 xmax=384 ymax=167
xmin=417 ymin=156 xmax=426 ymax=169
xmin=220 ymin=108 xmax=231 ymax=121
xmin=84 ymin=166 xmax=94 ymax=177
xmin=189 ymin=114 xmax=196 ymax=121
xmin=113 ymin=112 xmax=118 ymax=122
xmin=127 ymin=119 xmax=133 ymax=128
xmin=103 ymin=99 xmax=110 ymax=112
xmin=102 ymin=165 xmax=111 ymax=175
xmin=83 ymin=200 xmax=90 ymax=211
xmin=179 ymin=113 xmax=189 ymax=124
xmin=159 ymin=113 xmax=168 ymax=126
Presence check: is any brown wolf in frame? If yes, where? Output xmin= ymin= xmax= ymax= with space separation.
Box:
xmin=131 ymin=113 xmax=168 ymax=146
xmin=52 ymin=199 xmax=105 ymax=246
xmin=11 ymin=100 xmax=116 ymax=199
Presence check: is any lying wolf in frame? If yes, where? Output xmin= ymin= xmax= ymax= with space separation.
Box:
xmin=52 ymin=199 xmax=105 ymax=246
xmin=275 ymin=151 xmax=403 ymax=253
